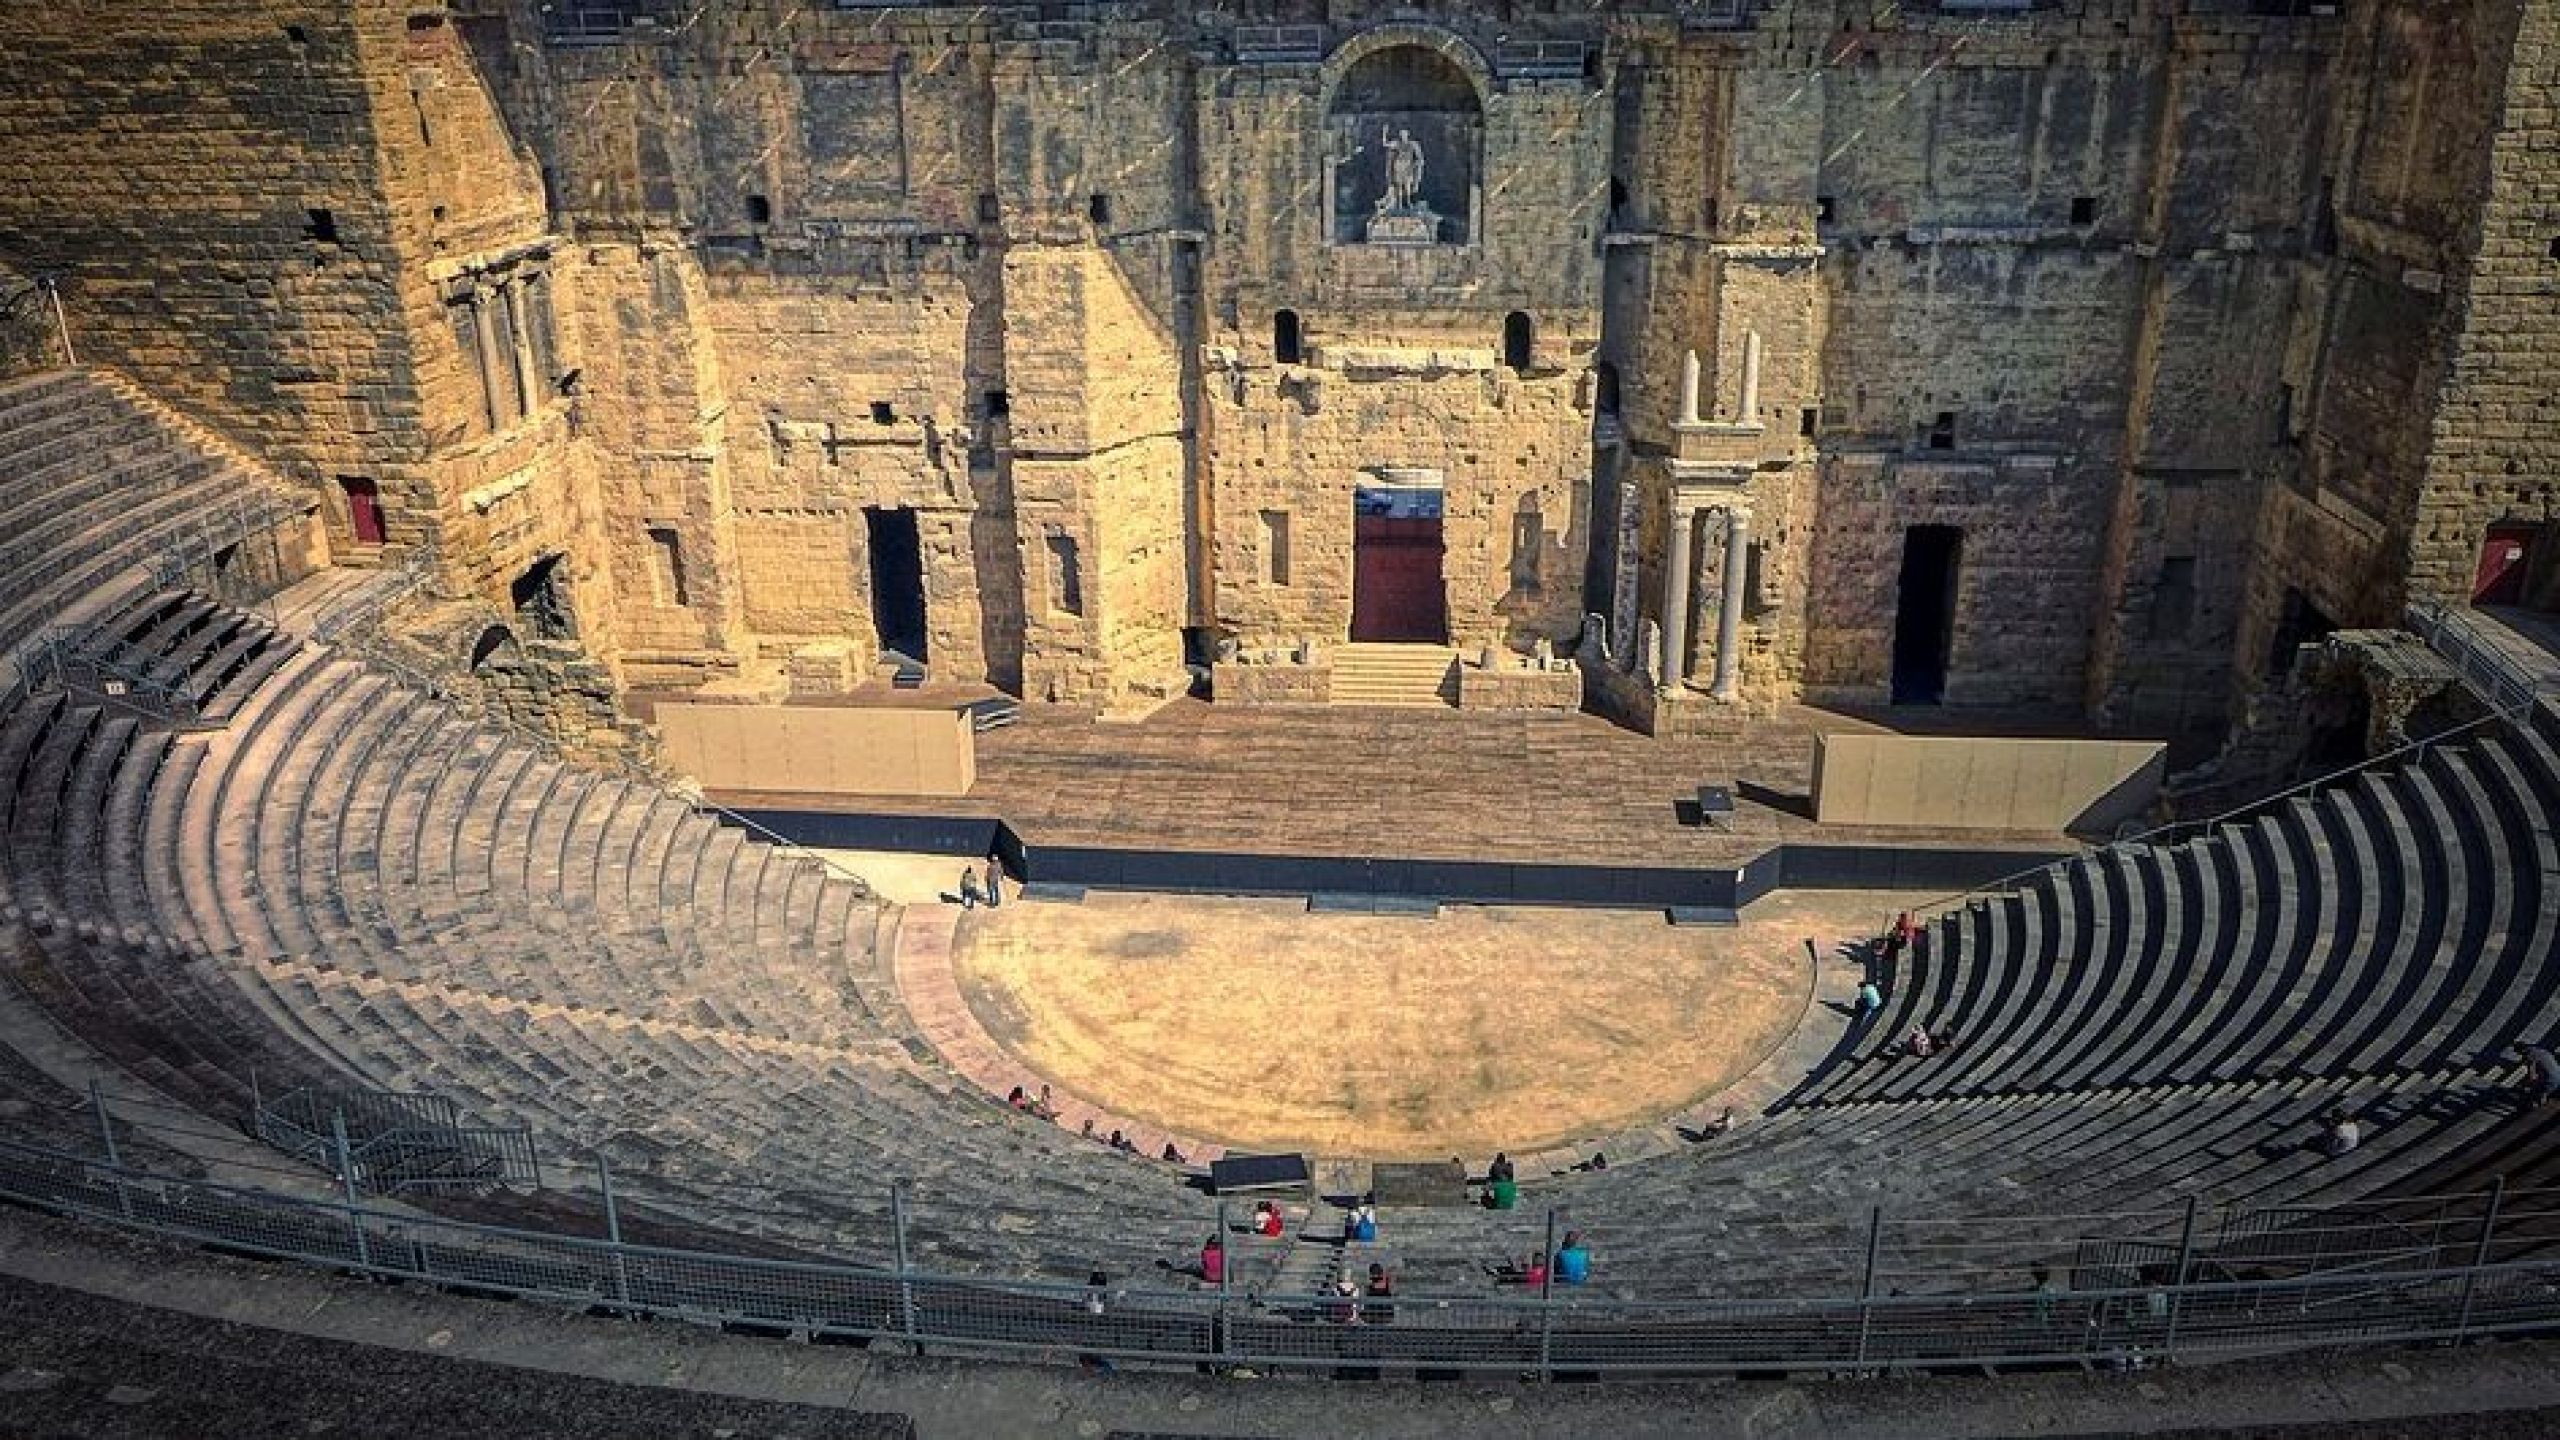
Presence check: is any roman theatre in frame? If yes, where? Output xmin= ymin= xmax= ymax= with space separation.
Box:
xmin=0 ymin=0 xmax=2557 ymax=1419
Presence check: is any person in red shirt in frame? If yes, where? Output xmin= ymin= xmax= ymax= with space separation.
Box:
xmin=1199 ymin=1234 xmax=1225 ymax=1284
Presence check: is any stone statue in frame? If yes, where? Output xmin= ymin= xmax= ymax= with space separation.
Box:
xmin=1380 ymin=127 xmax=1424 ymax=213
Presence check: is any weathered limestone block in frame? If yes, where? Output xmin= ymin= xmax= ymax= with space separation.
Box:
xmin=1456 ymin=657 xmax=1581 ymax=713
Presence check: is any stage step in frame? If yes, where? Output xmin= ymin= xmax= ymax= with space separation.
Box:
xmin=1327 ymin=644 xmax=1457 ymax=708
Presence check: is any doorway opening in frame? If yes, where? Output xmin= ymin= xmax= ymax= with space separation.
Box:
xmin=1891 ymin=524 xmax=1962 ymax=705
xmin=2474 ymin=523 xmax=2539 ymax=606
xmin=340 ymin=476 xmax=385 ymax=546
xmin=1350 ymin=479 xmax=1447 ymax=644
xmin=2267 ymin=587 xmax=2336 ymax=677
xmin=864 ymin=506 xmax=930 ymax=665
xmin=510 ymin=554 xmax=575 ymax=641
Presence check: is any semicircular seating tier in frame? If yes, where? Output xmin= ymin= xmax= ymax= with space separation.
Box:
xmin=0 ymin=365 xmax=2556 ymax=1308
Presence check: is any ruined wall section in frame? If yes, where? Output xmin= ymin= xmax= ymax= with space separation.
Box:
xmin=2236 ymin=0 xmax=2522 ymax=686
xmin=1793 ymin=12 xmax=2162 ymax=711
xmin=2408 ymin=0 xmax=2560 ymax=612
xmin=352 ymin=4 xmax=604 ymax=637
xmin=2088 ymin=19 xmax=2336 ymax=735
xmin=0 ymin=4 xmax=420 ymax=540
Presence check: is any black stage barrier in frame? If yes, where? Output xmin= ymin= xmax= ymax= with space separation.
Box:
xmin=720 ymin=810 xmax=2073 ymax=912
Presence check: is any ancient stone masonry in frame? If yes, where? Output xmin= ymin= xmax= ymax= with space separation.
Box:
xmin=0 ymin=1 xmax=2547 ymax=739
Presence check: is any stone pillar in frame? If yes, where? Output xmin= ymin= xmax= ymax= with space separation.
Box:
xmin=470 ymin=292 xmax=506 ymax=432
xmin=1711 ymin=506 xmax=1751 ymax=701
xmin=1679 ymin=350 xmax=1702 ymax=427
xmin=503 ymin=280 xmax=537 ymax=422
xmin=1659 ymin=500 xmax=1695 ymax=690
xmin=1739 ymin=331 xmax=1763 ymax=422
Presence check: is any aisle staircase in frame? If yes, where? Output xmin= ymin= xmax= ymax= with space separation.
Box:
xmin=1328 ymin=644 xmax=1457 ymax=708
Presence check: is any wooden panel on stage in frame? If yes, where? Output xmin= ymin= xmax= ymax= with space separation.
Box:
xmin=1811 ymin=734 xmax=2163 ymax=833
xmin=656 ymin=701 xmax=975 ymax=798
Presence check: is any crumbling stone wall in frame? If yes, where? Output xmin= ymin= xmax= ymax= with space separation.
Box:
xmin=2406 ymin=0 xmax=2560 ymax=614
xmin=2232 ymin=0 xmax=2532 ymax=689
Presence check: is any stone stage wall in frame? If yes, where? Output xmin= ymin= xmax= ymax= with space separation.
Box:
xmin=0 ymin=2 xmax=2548 ymax=745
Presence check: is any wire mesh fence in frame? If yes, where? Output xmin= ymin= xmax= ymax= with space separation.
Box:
xmin=2 ymin=1131 xmax=2558 ymax=1377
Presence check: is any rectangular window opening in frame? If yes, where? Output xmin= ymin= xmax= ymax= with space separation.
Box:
xmin=1046 ymin=533 xmax=1084 ymax=617
xmin=1260 ymin=510 xmax=1291 ymax=586
xmin=871 ymin=401 xmax=896 ymax=426
xmin=1927 ymin=411 xmax=1957 ymax=450
xmin=648 ymin=526 xmax=690 ymax=607
xmin=984 ymin=389 xmax=1009 ymax=419
xmin=2152 ymin=556 xmax=2198 ymax=643
xmin=304 ymin=208 xmax=341 ymax=244
xmin=2070 ymin=195 xmax=2097 ymax=226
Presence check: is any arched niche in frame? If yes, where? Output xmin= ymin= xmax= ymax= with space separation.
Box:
xmin=468 ymin=623 xmax=520 ymax=673
xmin=1323 ymin=31 xmax=1487 ymax=247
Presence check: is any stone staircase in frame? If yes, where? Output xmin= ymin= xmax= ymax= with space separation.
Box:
xmin=1327 ymin=644 xmax=1457 ymax=708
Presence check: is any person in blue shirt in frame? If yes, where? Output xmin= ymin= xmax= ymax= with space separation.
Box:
xmin=1554 ymin=1230 xmax=1591 ymax=1285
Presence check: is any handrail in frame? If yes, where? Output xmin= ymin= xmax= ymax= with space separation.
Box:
xmin=1899 ymin=678 xmax=2546 ymax=927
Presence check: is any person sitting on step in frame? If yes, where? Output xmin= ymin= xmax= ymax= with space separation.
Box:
xmin=1554 ymin=1230 xmax=1593 ymax=1286
xmin=2519 ymin=1042 xmax=2560 ymax=1106
xmin=1252 ymin=1200 xmax=1286 ymax=1238
xmin=1364 ymin=1262 xmax=1397 ymax=1324
xmin=1199 ymin=1234 xmax=1225 ymax=1285
xmin=1904 ymin=1024 xmax=1936 ymax=1059
xmin=2318 ymin=1106 xmax=2361 ymax=1158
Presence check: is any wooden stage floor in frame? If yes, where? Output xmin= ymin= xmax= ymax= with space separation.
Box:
xmin=704 ymin=699 xmax=2075 ymax=870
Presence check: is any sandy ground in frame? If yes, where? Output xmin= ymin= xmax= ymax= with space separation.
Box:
xmin=948 ymin=887 xmax=1915 ymax=1158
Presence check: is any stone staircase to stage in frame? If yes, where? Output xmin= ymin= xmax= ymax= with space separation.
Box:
xmin=1327 ymin=644 xmax=1457 ymax=708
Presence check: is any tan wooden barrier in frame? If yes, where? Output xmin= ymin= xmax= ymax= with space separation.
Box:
xmin=1810 ymin=733 xmax=2164 ymax=833
xmin=655 ymin=702 xmax=975 ymax=798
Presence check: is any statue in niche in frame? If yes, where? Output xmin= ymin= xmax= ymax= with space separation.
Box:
xmin=1379 ymin=127 xmax=1425 ymax=215
xmin=1364 ymin=125 xmax=1443 ymax=246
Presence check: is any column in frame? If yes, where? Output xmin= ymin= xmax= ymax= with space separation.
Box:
xmin=1711 ymin=506 xmax=1751 ymax=701
xmin=469 ymin=291 xmax=506 ymax=433
xmin=1659 ymin=501 xmax=1695 ymax=690
xmin=1679 ymin=350 xmax=1702 ymax=427
xmin=502 ymin=279 xmax=538 ymax=421
xmin=1739 ymin=331 xmax=1763 ymax=422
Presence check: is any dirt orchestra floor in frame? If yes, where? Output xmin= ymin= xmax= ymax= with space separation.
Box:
xmin=948 ymin=887 xmax=1915 ymax=1159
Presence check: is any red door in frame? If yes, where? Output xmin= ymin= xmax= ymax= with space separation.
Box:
xmin=341 ymin=476 xmax=386 ymax=546
xmin=2473 ymin=525 xmax=2536 ymax=605
xmin=1350 ymin=514 xmax=1448 ymax=643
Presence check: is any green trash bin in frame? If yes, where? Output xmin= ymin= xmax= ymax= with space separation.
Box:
xmin=1490 ymin=1177 xmax=1519 ymax=1210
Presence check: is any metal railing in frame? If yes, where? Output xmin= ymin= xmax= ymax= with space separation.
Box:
xmin=251 ymin=1081 xmax=540 ymax=1197
xmin=1 ymin=1133 xmax=2556 ymax=1376
xmin=2407 ymin=599 xmax=2560 ymax=717
xmin=16 ymin=623 xmax=204 ymax=725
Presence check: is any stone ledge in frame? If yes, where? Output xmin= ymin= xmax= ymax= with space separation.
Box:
xmin=1212 ymin=659 xmax=1332 ymax=705
xmin=1457 ymin=659 xmax=1580 ymax=713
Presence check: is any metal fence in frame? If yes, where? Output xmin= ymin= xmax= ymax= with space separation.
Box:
xmin=2406 ymin=600 xmax=2560 ymax=717
xmin=2 ymin=1131 xmax=2557 ymax=1377
xmin=250 ymin=1082 xmax=542 ymax=1197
